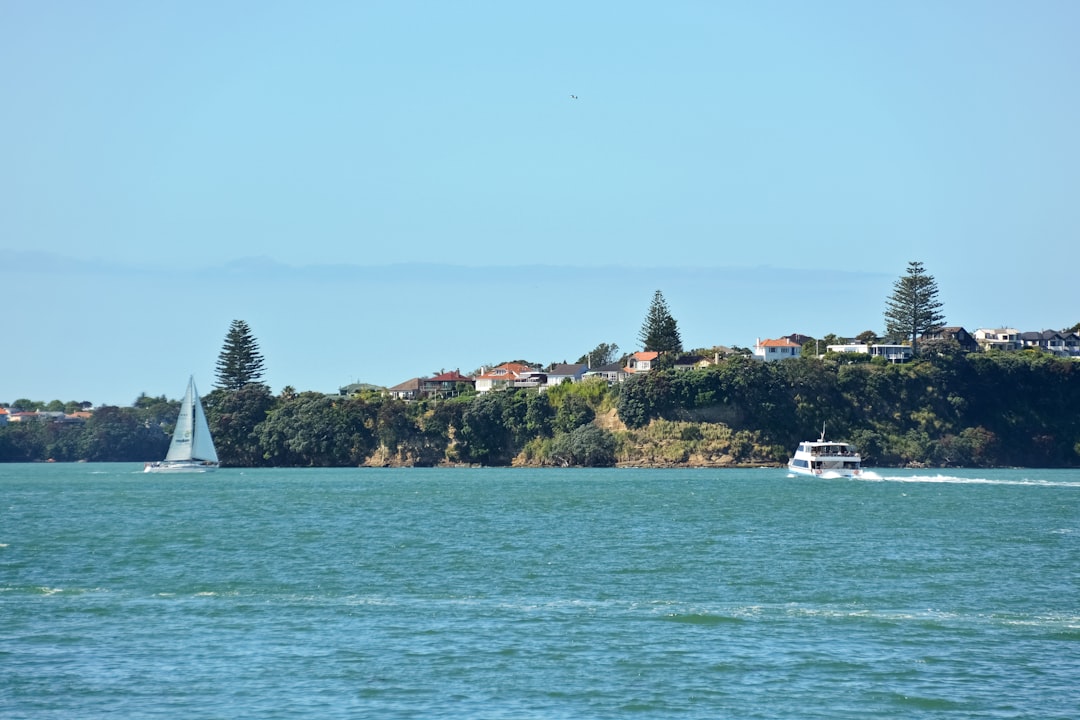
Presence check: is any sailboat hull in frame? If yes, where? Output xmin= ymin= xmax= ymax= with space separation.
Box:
xmin=144 ymin=461 xmax=218 ymax=473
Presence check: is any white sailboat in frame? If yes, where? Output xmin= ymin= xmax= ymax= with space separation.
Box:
xmin=144 ymin=377 xmax=219 ymax=473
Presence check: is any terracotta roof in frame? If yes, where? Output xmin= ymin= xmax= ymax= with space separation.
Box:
xmin=428 ymin=370 xmax=473 ymax=383
xmin=476 ymin=363 xmax=537 ymax=380
xmin=632 ymin=351 xmax=660 ymax=361
xmin=758 ymin=338 xmax=801 ymax=348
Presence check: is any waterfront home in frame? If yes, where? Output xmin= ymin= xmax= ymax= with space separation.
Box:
xmin=753 ymin=337 xmax=802 ymax=362
xmin=545 ymin=363 xmax=589 ymax=387
xmin=826 ymin=343 xmax=913 ymax=362
xmin=625 ymin=351 xmax=660 ymax=374
xmin=584 ymin=361 xmax=629 ymax=384
xmin=420 ymin=370 xmax=475 ymax=398
xmin=474 ymin=363 xmax=541 ymax=393
xmin=972 ymin=328 xmax=1022 ymax=352
xmin=387 ymin=377 xmax=422 ymax=400
xmin=1019 ymin=330 xmax=1080 ymax=357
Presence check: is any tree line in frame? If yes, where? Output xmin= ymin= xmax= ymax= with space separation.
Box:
xmin=4 ymin=266 xmax=1080 ymax=467
xmin=3 ymin=349 xmax=1079 ymax=468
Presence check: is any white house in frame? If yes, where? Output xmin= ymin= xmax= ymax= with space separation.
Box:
xmin=826 ymin=344 xmax=913 ymax=362
xmin=626 ymin=351 xmax=660 ymax=373
xmin=753 ymin=338 xmax=802 ymax=362
xmin=545 ymin=363 xmax=589 ymax=387
xmin=474 ymin=363 xmax=541 ymax=393
xmin=972 ymin=328 xmax=1021 ymax=352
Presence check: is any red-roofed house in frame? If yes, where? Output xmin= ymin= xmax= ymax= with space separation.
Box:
xmin=625 ymin=351 xmax=660 ymax=374
xmin=420 ymin=370 xmax=475 ymax=397
xmin=753 ymin=337 xmax=802 ymax=362
xmin=474 ymin=363 xmax=541 ymax=393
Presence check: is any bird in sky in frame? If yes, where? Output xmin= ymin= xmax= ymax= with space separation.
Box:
xmin=570 ymin=94 xmax=578 ymax=99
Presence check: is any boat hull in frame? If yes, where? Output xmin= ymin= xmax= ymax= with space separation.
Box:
xmin=144 ymin=461 xmax=218 ymax=474
xmin=787 ymin=463 xmax=860 ymax=479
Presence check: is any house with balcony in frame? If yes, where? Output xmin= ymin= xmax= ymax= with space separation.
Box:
xmin=1064 ymin=332 xmax=1080 ymax=357
xmin=474 ymin=363 xmax=541 ymax=393
xmin=584 ymin=361 xmax=629 ymax=384
xmin=972 ymin=328 xmax=1021 ymax=352
xmin=1019 ymin=330 xmax=1074 ymax=356
xmin=826 ymin=343 xmax=913 ymax=362
xmin=420 ymin=370 xmax=474 ymax=398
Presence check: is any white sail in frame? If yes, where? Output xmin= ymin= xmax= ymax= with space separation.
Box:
xmin=189 ymin=381 xmax=218 ymax=464
xmin=147 ymin=377 xmax=218 ymax=472
xmin=163 ymin=379 xmax=197 ymax=461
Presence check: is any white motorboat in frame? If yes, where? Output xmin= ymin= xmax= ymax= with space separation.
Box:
xmin=787 ymin=428 xmax=861 ymax=478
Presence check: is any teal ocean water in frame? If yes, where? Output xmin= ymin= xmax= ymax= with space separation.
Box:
xmin=2 ymin=464 xmax=1078 ymax=719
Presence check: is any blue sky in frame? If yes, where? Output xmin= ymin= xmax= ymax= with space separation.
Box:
xmin=3 ymin=2 xmax=1078 ymax=405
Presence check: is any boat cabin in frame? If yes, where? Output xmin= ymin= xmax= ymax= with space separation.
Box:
xmin=797 ymin=442 xmax=857 ymax=457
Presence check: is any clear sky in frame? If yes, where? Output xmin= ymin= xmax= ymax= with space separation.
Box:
xmin=3 ymin=1 xmax=1078 ymax=405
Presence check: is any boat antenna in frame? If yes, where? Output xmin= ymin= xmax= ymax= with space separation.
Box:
xmin=819 ymin=422 xmax=826 ymax=442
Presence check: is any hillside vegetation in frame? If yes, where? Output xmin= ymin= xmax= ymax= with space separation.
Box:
xmin=2 ymin=350 xmax=1078 ymax=468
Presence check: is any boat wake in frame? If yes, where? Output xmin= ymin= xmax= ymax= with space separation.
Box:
xmin=856 ymin=473 xmax=1080 ymax=488
xmin=786 ymin=469 xmax=1079 ymax=487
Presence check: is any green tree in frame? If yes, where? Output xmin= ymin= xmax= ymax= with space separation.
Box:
xmin=638 ymin=290 xmax=683 ymax=353
xmin=884 ymin=261 xmax=945 ymax=355
xmin=524 ymin=392 xmax=554 ymax=437
xmin=0 ymin=421 xmax=47 ymax=461
xmin=577 ymin=342 xmax=620 ymax=368
xmin=215 ymin=320 xmax=267 ymax=391
xmin=855 ymin=330 xmax=878 ymax=345
xmin=549 ymin=424 xmax=617 ymax=467
xmin=553 ymin=394 xmax=595 ymax=433
xmin=257 ymin=393 xmax=375 ymax=466
xmin=457 ymin=392 xmax=516 ymax=465
xmin=377 ymin=398 xmax=416 ymax=459
xmin=204 ymin=383 xmax=276 ymax=465
xmin=79 ymin=406 xmax=167 ymax=462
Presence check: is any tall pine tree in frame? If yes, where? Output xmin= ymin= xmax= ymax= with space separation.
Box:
xmin=883 ymin=261 xmax=945 ymax=355
xmin=638 ymin=290 xmax=683 ymax=353
xmin=215 ymin=320 xmax=267 ymax=391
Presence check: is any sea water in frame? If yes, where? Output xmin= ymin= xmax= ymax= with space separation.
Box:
xmin=1 ymin=464 xmax=1077 ymax=719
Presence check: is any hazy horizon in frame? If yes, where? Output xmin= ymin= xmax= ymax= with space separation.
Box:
xmin=5 ymin=3 xmax=1077 ymax=404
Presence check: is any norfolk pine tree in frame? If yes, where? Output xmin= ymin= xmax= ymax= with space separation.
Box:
xmin=883 ymin=261 xmax=945 ymax=355
xmin=215 ymin=320 xmax=267 ymax=391
xmin=638 ymin=290 xmax=683 ymax=353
